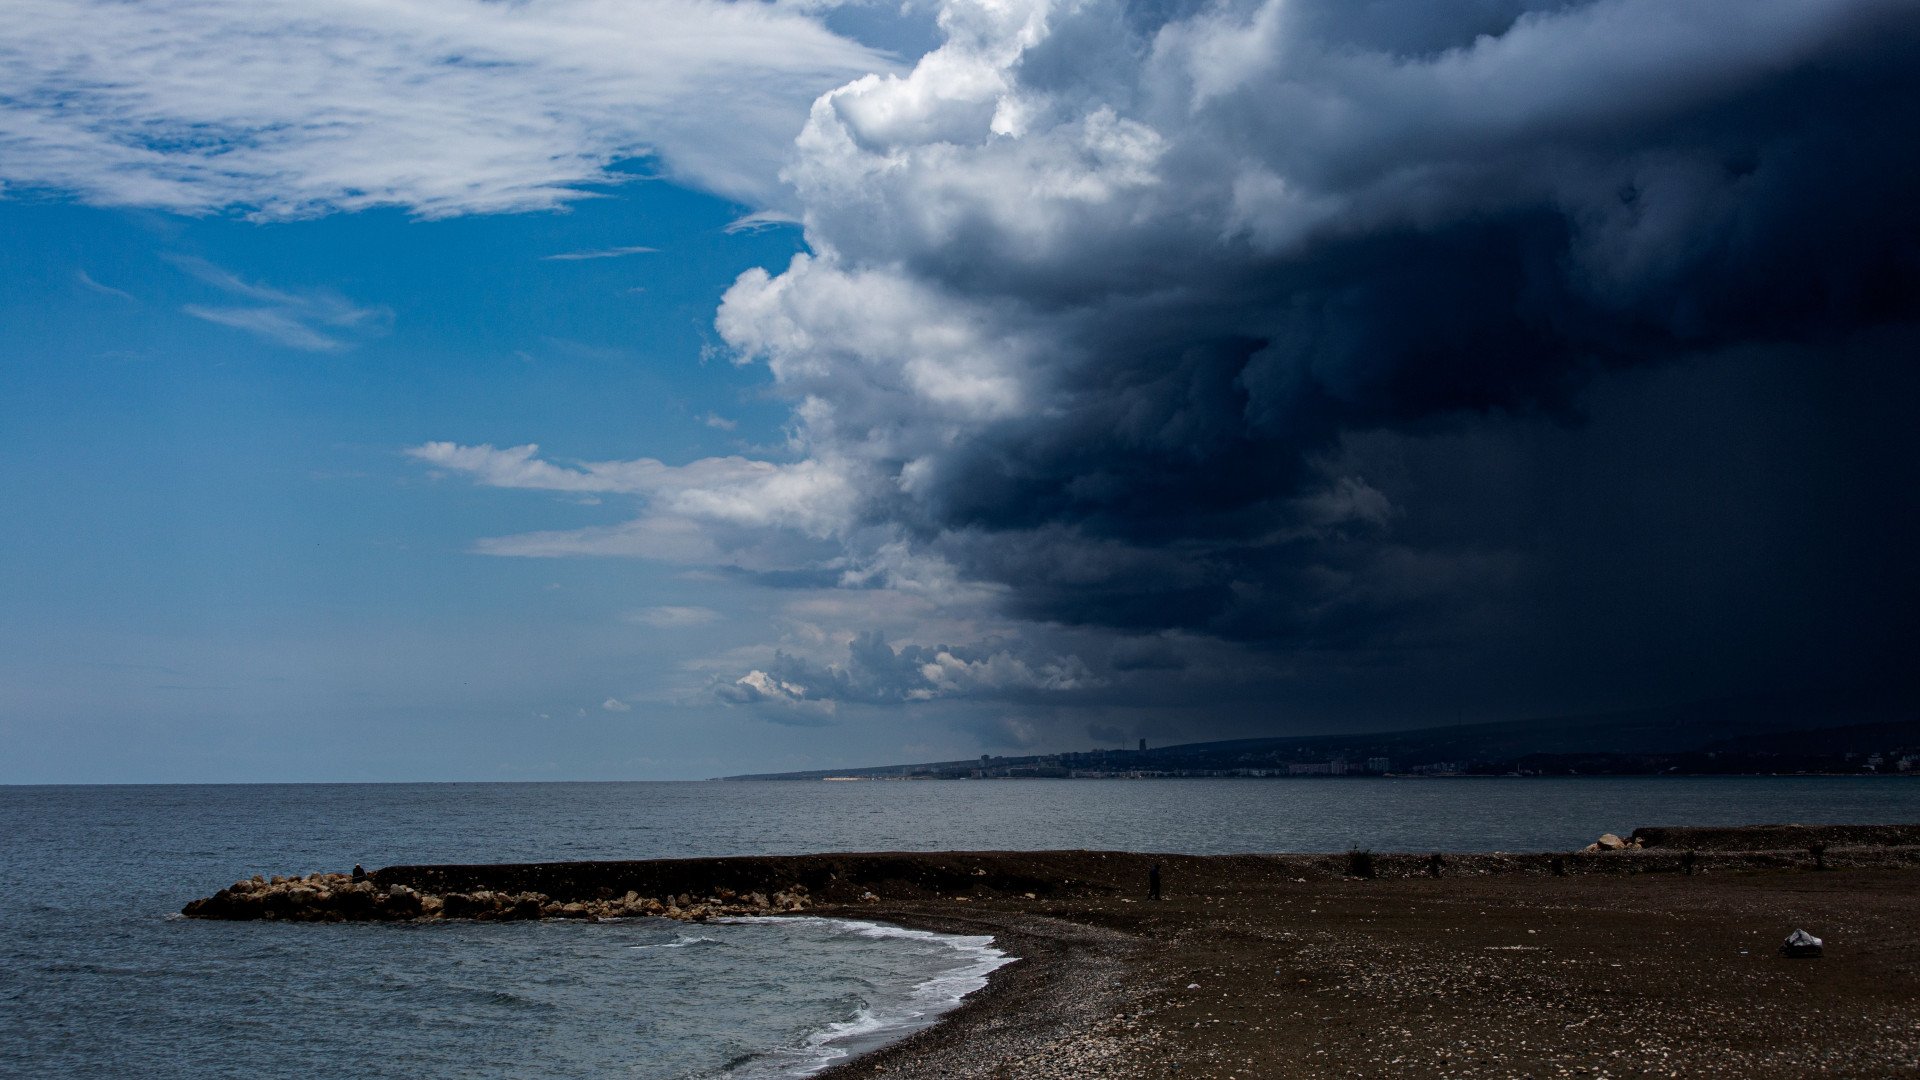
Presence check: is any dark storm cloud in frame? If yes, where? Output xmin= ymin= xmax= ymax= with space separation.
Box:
xmin=705 ymin=0 xmax=1920 ymax=727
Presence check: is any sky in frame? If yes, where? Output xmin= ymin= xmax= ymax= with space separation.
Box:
xmin=2 ymin=0 xmax=1915 ymax=782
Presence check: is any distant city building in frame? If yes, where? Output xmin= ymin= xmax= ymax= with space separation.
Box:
xmin=1139 ymin=738 xmax=1147 ymax=752
xmin=1366 ymin=757 xmax=1390 ymax=773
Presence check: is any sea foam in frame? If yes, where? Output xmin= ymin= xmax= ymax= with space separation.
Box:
xmin=716 ymin=916 xmax=1013 ymax=1078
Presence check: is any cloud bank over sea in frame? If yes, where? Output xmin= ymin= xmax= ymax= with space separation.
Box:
xmin=420 ymin=0 xmax=1920 ymax=743
xmin=6 ymin=0 xmax=1912 ymax=764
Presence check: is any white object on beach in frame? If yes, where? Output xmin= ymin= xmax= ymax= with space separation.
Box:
xmin=1780 ymin=929 xmax=1824 ymax=958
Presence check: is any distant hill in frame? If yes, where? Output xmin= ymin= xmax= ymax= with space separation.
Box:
xmin=1160 ymin=687 xmax=1913 ymax=763
xmin=721 ymin=688 xmax=1917 ymax=780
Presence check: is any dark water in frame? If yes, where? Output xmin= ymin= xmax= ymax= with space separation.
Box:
xmin=4 ymin=777 xmax=1917 ymax=1077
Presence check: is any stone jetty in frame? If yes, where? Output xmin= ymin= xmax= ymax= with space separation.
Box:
xmin=182 ymin=871 xmax=814 ymax=922
xmin=182 ymin=850 xmax=1076 ymax=924
xmin=181 ymin=829 xmax=1920 ymax=926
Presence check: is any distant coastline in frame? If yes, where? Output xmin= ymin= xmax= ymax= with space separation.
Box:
xmin=725 ymin=692 xmax=1919 ymax=781
xmin=756 ymin=769 xmax=1920 ymax=781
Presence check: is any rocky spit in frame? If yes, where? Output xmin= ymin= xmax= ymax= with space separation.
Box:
xmin=180 ymin=824 xmax=1920 ymax=927
xmin=181 ymin=872 xmax=814 ymax=923
xmin=182 ymin=825 xmax=1920 ymax=1078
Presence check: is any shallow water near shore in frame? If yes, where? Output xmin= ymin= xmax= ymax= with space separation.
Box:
xmin=4 ymin=777 xmax=1917 ymax=1077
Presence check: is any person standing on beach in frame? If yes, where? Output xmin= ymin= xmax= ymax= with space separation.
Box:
xmin=1148 ymin=862 xmax=1161 ymax=901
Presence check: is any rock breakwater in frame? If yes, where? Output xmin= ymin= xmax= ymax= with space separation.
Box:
xmin=183 ymin=850 xmax=1081 ymax=924
xmin=182 ymin=836 xmax=1920 ymax=925
xmin=182 ymin=871 xmax=814 ymax=923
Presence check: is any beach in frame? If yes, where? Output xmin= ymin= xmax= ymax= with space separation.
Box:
xmin=181 ymin=829 xmax=1920 ymax=1078
xmin=815 ymin=859 xmax=1920 ymax=1078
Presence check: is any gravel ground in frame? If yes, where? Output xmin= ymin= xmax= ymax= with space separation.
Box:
xmin=819 ymin=865 xmax=1920 ymax=1079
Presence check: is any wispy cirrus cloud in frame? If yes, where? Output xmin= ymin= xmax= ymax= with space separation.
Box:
xmin=75 ymin=269 xmax=135 ymax=302
xmin=542 ymin=245 xmax=660 ymax=261
xmin=626 ymin=606 xmax=723 ymax=629
xmin=723 ymin=210 xmax=801 ymax=234
xmin=407 ymin=441 xmax=858 ymax=533
xmin=406 ymin=441 xmax=858 ymax=569
xmin=0 ymin=0 xmax=896 ymax=218
xmin=173 ymin=257 xmax=390 ymax=352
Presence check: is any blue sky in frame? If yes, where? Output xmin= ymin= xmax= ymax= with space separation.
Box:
xmin=0 ymin=0 xmax=946 ymax=783
xmin=5 ymin=0 xmax=1915 ymax=781
xmin=0 ymin=182 xmax=828 ymax=780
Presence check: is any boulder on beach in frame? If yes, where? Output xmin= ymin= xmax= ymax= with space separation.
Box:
xmin=1781 ymin=929 xmax=1824 ymax=958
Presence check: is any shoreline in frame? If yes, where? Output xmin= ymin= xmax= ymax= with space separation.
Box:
xmin=804 ymin=907 xmax=1152 ymax=1079
xmin=707 ymin=914 xmax=1016 ymax=1078
xmin=182 ymin=827 xmax=1920 ymax=1077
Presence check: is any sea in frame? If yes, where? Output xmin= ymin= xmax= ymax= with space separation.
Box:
xmin=5 ymin=777 xmax=1918 ymax=1078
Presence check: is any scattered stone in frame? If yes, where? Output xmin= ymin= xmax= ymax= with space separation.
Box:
xmin=1780 ymin=929 xmax=1824 ymax=958
xmin=381 ymin=884 xmax=424 ymax=917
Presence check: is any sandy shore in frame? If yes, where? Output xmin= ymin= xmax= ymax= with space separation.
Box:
xmin=817 ymin=857 xmax=1920 ymax=1078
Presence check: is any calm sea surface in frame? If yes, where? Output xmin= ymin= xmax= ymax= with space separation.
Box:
xmin=4 ymin=777 xmax=1917 ymax=1078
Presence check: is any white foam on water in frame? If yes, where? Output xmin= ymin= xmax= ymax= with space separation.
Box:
xmin=715 ymin=916 xmax=1014 ymax=1078
xmin=628 ymin=934 xmax=722 ymax=950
